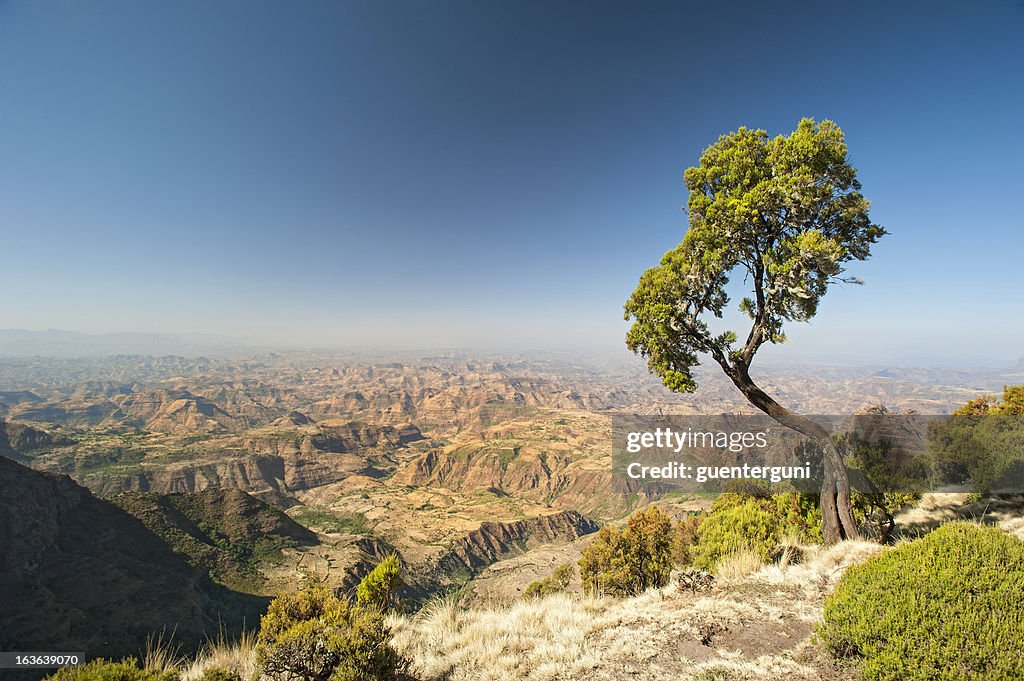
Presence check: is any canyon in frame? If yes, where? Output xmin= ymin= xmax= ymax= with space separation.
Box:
xmin=1 ymin=350 xmax=1020 ymax=658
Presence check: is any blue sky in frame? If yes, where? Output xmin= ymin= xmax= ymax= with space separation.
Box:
xmin=1 ymin=0 xmax=1021 ymax=364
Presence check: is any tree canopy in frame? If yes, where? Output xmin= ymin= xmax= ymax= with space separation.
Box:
xmin=625 ymin=118 xmax=885 ymax=392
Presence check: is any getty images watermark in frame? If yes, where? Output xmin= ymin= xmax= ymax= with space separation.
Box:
xmin=611 ymin=413 xmax=1024 ymax=495
xmin=623 ymin=426 xmax=811 ymax=484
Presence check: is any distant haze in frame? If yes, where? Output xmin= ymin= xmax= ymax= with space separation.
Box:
xmin=0 ymin=1 xmax=1021 ymax=365
xmin=0 ymin=329 xmax=1017 ymax=372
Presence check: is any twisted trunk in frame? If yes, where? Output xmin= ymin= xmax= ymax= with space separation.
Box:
xmin=727 ymin=366 xmax=860 ymax=543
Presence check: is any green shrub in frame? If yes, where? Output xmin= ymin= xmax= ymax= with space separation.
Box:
xmin=707 ymin=490 xmax=760 ymax=512
xmin=927 ymin=386 xmax=1024 ymax=494
xmin=818 ymin=522 xmax=1024 ymax=680
xmin=772 ymin=492 xmax=823 ymax=543
xmin=522 ymin=579 xmax=545 ymax=598
xmin=670 ymin=513 xmax=703 ymax=566
xmin=255 ymin=581 xmax=397 ymax=681
xmin=684 ymin=489 xmax=824 ymax=573
xmin=579 ymin=506 xmax=672 ymax=596
xmin=693 ymin=498 xmax=780 ymax=572
xmin=45 ymin=659 xmax=177 ymax=681
xmin=355 ymin=554 xmax=403 ymax=613
xmin=524 ymin=562 xmax=574 ymax=598
xmin=292 ymin=507 xmax=373 ymax=535
xmin=550 ymin=562 xmax=573 ymax=589
xmin=198 ymin=669 xmax=241 ymax=681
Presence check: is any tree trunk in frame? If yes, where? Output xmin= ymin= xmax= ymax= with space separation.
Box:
xmin=727 ymin=367 xmax=860 ymax=543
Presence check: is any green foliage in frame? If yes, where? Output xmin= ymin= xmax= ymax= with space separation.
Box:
xmin=841 ymin=432 xmax=928 ymax=494
xmin=624 ymin=117 xmax=884 ymax=393
xmin=524 ymin=562 xmax=574 ymax=598
xmin=818 ymin=522 xmax=1024 ymax=680
xmin=579 ymin=506 xmax=673 ymax=597
xmin=551 ymin=561 xmax=573 ymax=587
xmin=291 ymin=507 xmax=373 ymax=535
xmin=671 ymin=490 xmax=821 ymax=573
xmin=964 ymin=385 xmax=1024 ymax=416
xmin=834 ymin=431 xmax=923 ymax=540
xmin=772 ymin=492 xmax=823 ymax=543
xmin=255 ymin=580 xmax=397 ymax=681
xmin=693 ymin=498 xmax=780 ymax=572
xmin=670 ymin=513 xmax=704 ymax=566
xmin=355 ymin=554 xmax=403 ymax=613
xmin=44 ymin=659 xmax=177 ymax=681
xmin=522 ymin=580 xmax=545 ymax=598
xmin=109 ymin=489 xmax=313 ymax=594
xmin=928 ymin=386 xmax=1024 ymax=494
xmin=198 ymin=669 xmax=241 ymax=681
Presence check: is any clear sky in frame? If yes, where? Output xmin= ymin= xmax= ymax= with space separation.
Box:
xmin=1 ymin=0 xmax=1021 ymax=364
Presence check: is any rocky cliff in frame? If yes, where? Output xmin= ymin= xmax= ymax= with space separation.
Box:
xmin=74 ymin=451 xmax=367 ymax=497
xmin=37 ymin=421 xmax=421 ymax=499
xmin=433 ymin=510 xmax=599 ymax=583
xmin=394 ymin=443 xmax=622 ymax=516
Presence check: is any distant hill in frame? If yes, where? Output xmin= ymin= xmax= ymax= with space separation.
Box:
xmin=0 ymin=328 xmax=249 ymax=358
xmin=0 ymin=456 xmax=266 ymax=659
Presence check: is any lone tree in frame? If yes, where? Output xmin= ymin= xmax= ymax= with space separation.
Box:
xmin=624 ymin=118 xmax=885 ymax=543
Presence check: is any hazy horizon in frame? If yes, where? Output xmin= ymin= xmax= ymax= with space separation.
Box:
xmin=2 ymin=1 xmax=1022 ymax=365
xmin=0 ymin=327 xmax=1020 ymax=370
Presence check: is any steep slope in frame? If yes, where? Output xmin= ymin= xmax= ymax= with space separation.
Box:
xmin=0 ymin=456 xmax=265 ymax=659
xmin=110 ymin=488 xmax=318 ymax=594
xmin=430 ymin=510 xmax=599 ymax=588
xmin=392 ymin=411 xmax=624 ymax=516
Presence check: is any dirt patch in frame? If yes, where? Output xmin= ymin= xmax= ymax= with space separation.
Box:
xmin=713 ymin=616 xmax=814 ymax=657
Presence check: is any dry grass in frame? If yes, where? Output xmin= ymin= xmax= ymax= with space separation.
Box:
xmin=389 ymin=591 xmax=606 ymax=681
xmin=388 ymin=539 xmax=886 ymax=681
xmin=143 ymin=631 xmax=185 ymax=675
xmin=893 ymin=492 xmax=1024 ymax=538
xmin=179 ymin=629 xmax=258 ymax=681
xmin=1000 ymin=514 xmax=1024 ymax=540
xmin=162 ymin=539 xmax=876 ymax=681
xmin=171 ymin=495 xmax=1023 ymax=681
xmin=715 ymin=548 xmax=765 ymax=580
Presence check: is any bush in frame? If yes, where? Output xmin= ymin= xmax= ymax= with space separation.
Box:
xmin=693 ymin=498 xmax=780 ymax=572
xmin=45 ymin=659 xmax=177 ymax=681
xmin=927 ymin=386 xmax=1024 ymax=494
xmin=772 ymin=492 xmax=822 ymax=543
xmin=524 ymin=562 xmax=574 ymax=598
xmin=670 ymin=513 xmax=703 ymax=566
xmin=715 ymin=489 xmax=821 ymax=543
xmin=355 ymin=554 xmax=403 ymax=613
xmin=818 ymin=522 xmax=1024 ymax=680
xmin=198 ymin=669 xmax=241 ymax=681
xmin=256 ymin=580 xmax=397 ymax=681
xmin=579 ymin=506 xmax=672 ymax=596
